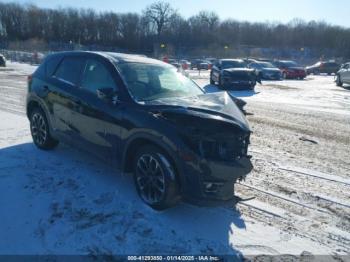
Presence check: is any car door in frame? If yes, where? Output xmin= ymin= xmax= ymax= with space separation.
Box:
xmin=212 ymin=61 xmax=221 ymax=82
xmin=49 ymin=55 xmax=86 ymax=142
xmin=343 ymin=64 xmax=350 ymax=83
xmin=71 ymin=57 xmax=123 ymax=166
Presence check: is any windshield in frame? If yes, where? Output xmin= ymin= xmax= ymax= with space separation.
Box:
xmin=259 ymin=62 xmax=275 ymax=68
xmin=222 ymin=60 xmax=246 ymax=69
xmin=118 ymin=62 xmax=203 ymax=102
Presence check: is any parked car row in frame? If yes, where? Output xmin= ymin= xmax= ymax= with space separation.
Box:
xmin=306 ymin=61 xmax=340 ymax=75
xmin=163 ymin=57 xmax=214 ymax=71
xmin=208 ymin=58 xmax=310 ymax=90
xmin=0 ymin=50 xmax=45 ymax=65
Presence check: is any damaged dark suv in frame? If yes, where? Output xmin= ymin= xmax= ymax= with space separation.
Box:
xmin=26 ymin=51 xmax=253 ymax=210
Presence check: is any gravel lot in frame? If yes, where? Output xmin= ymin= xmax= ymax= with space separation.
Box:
xmin=0 ymin=62 xmax=349 ymax=258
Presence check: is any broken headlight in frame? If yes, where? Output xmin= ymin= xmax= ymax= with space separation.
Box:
xmin=188 ymin=133 xmax=250 ymax=161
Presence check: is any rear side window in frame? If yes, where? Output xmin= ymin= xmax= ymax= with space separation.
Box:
xmin=46 ymin=55 xmax=62 ymax=77
xmin=81 ymin=59 xmax=117 ymax=94
xmin=54 ymin=57 xmax=85 ymax=85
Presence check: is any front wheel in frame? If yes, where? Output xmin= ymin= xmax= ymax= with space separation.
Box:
xmin=133 ymin=145 xmax=180 ymax=210
xmin=218 ymin=75 xmax=225 ymax=89
xmin=336 ymin=75 xmax=343 ymax=87
xmin=282 ymin=72 xmax=287 ymax=79
xmin=30 ymin=108 xmax=59 ymax=150
xmin=210 ymin=74 xmax=215 ymax=85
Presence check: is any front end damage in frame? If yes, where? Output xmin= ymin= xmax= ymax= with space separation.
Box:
xmin=147 ymin=92 xmax=253 ymax=203
xmin=171 ymin=114 xmax=252 ymax=202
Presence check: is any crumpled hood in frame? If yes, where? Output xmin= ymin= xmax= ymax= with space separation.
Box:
xmin=143 ymin=92 xmax=250 ymax=132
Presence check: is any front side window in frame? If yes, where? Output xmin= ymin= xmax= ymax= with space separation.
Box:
xmin=259 ymin=62 xmax=274 ymax=68
xmin=118 ymin=62 xmax=203 ymax=102
xmin=54 ymin=57 xmax=85 ymax=85
xmin=81 ymin=59 xmax=117 ymax=94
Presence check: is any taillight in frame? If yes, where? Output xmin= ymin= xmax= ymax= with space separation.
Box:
xmin=27 ymin=74 xmax=33 ymax=83
xmin=27 ymin=75 xmax=33 ymax=90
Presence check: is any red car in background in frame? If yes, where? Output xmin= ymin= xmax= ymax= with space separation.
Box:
xmin=274 ymin=60 xmax=307 ymax=79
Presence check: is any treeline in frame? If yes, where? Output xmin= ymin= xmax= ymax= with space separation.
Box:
xmin=0 ymin=1 xmax=350 ymax=58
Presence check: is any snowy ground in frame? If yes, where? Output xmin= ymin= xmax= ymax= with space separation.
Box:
xmin=0 ymin=62 xmax=349 ymax=259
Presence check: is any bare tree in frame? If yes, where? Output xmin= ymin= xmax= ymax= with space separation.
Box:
xmin=143 ymin=1 xmax=176 ymax=39
xmin=1 ymin=1 xmax=350 ymax=58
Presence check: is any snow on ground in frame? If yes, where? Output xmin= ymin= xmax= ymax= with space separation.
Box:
xmin=0 ymin=62 xmax=349 ymax=258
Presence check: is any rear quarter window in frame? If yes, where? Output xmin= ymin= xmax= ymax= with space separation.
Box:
xmin=46 ymin=55 xmax=63 ymax=77
xmin=54 ymin=57 xmax=85 ymax=85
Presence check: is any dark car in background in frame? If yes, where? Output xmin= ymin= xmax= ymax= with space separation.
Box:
xmin=179 ymin=59 xmax=191 ymax=70
xmin=210 ymin=59 xmax=260 ymax=90
xmin=26 ymin=51 xmax=253 ymax=210
xmin=168 ymin=59 xmax=181 ymax=69
xmin=306 ymin=61 xmax=340 ymax=75
xmin=274 ymin=60 xmax=307 ymax=79
xmin=0 ymin=54 xmax=6 ymax=67
xmin=248 ymin=61 xmax=282 ymax=80
xmin=191 ymin=59 xmax=210 ymax=70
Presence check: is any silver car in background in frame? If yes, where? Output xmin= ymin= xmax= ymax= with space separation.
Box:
xmin=336 ymin=63 xmax=350 ymax=87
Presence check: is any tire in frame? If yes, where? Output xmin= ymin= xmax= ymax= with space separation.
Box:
xmin=219 ymin=75 xmax=225 ymax=89
xmin=336 ymin=75 xmax=343 ymax=87
xmin=210 ymin=74 xmax=215 ymax=85
xmin=133 ymin=145 xmax=180 ymax=210
xmin=30 ymin=107 xmax=59 ymax=150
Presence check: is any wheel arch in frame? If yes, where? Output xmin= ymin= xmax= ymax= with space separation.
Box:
xmin=26 ymin=100 xmax=41 ymax=118
xmin=26 ymin=97 xmax=55 ymax=134
xmin=122 ymin=135 xmax=182 ymax=188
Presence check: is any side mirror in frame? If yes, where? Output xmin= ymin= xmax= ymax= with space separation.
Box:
xmin=96 ymin=87 xmax=118 ymax=103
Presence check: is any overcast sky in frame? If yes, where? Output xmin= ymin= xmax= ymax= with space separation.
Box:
xmin=2 ymin=0 xmax=350 ymax=27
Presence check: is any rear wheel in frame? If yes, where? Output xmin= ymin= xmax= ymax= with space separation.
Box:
xmin=30 ymin=108 xmax=59 ymax=150
xmin=210 ymin=74 xmax=215 ymax=85
xmin=336 ymin=75 xmax=343 ymax=87
xmin=219 ymin=75 xmax=225 ymax=89
xmin=133 ymin=145 xmax=180 ymax=210
xmin=282 ymin=72 xmax=287 ymax=79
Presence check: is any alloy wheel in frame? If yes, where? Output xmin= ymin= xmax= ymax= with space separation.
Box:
xmin=136 ymin=154 xmax=166 ymax=204
xmin=31 ymin=113 xmax=47 ymax=146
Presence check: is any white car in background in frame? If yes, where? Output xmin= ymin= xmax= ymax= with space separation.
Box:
xmin=0 ymin=54 xmax=6 ymax=67
xmin=336 ymin=62 xmax=350 ymax=86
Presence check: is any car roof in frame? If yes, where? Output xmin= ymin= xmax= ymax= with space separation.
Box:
xmin=45 ymin=51 xmax=167 ymax=66
xmin=220 ymin=59 xmax=245 ymax=62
